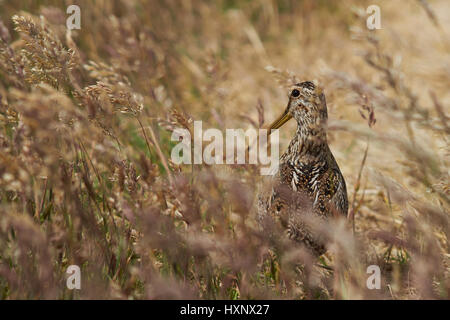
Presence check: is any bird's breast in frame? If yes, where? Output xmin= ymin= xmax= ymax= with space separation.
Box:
xmin=279 ymin=160 xmax=328 ymax=195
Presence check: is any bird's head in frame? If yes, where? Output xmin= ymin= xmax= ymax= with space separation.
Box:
xmin=269 ymin=81 xmax=328 ymax=134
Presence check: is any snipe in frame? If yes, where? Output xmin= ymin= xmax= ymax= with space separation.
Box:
xmin=258 ymin=81 xmax=348 ymax=255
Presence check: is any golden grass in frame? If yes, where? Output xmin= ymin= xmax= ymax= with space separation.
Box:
xmin=0 ymin=0 xmax=448 ymax=299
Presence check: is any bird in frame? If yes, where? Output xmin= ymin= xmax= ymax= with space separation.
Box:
xmin=258 ymin=81 xmax=348 ymax=256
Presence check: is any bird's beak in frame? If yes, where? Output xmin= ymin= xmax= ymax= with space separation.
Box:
xmin=268 ymin=108 xmax=292 ymax=135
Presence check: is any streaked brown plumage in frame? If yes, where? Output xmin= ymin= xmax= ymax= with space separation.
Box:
xmin=258 ymin=81 xmax=348 ymax=255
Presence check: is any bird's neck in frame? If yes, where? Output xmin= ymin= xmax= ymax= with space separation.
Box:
xmin=281 ymin=122 xmax=329 ymax=165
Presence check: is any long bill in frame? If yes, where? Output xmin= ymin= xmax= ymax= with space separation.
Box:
xmin=268 ymin=108 xmax=292 ymax=135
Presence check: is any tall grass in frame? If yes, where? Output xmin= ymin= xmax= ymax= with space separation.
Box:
xmin=0 ymin=0 xmax=448 ymax=299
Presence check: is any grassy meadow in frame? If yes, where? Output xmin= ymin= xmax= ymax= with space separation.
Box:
xmin=0 ymin=0 xmax=449 ymax=299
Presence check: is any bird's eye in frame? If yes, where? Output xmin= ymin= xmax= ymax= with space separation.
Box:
xmin=291 ymin=89 xmax=300 ymax=97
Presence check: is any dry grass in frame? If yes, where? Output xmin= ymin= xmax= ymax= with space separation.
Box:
xmin=0 ymin=0 xmax=448 ymax=299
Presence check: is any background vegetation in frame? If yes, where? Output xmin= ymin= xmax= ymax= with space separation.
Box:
xmin=0 ymin=0 xmax=448 ymax=299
